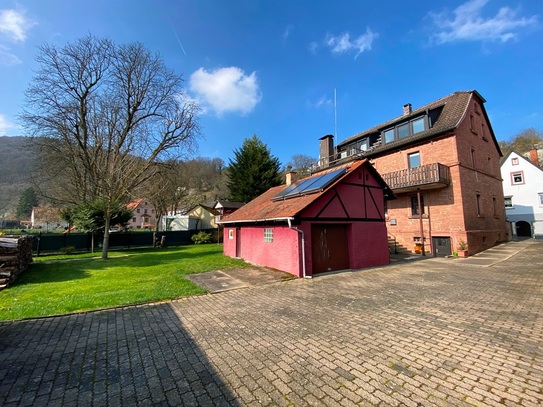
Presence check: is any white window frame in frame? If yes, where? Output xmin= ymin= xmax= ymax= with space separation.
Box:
xmin=511 ymin=172 xmax=524 ymax=185
xmin=264 ymin=228 xmax=273 ymax=243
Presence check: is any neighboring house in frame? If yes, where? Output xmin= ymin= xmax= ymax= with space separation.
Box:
xmin=213 ymin=200 xmax=245 ymax=221
xmin=163 ymin=215 xmax=199 ymax=231
xmin=161 ymin=203 xmax=220 ymax=231
xmin=185 ymin=203 xmax=219 ymax=229
xmin=127 ymin=199 xmax=156 ymax=229
xmin=318 ymin=90 xmax=508 ymax=256
xmin=500 ymin=150 xmax=543 ymax=239
xmin=30 ymin=205 xmax=68 ymax=230
xmin=218 ymin=159 xmax=394 ymax=278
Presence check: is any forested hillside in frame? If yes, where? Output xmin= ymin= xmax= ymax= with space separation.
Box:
xmin=0 ymin=136 xmax=38 ymax=218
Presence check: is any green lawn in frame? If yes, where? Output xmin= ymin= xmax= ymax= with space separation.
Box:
xmin=0 ymin=244 xmax=248 ymax=321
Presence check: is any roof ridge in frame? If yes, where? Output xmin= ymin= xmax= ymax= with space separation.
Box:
xmin=338 ymin=90 xmax=477 ymax=147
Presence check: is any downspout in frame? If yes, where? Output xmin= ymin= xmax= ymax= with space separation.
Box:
xmin=288 ymin=218 xmax=309 ymax=279
xmin=417 ymin=188 xmax=426 ymax=256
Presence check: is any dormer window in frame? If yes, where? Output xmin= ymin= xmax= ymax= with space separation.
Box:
xmin=382 ymin=116 xmax=427 ymax=144
xmin=339 ymin=138 xmax=369 ymax=158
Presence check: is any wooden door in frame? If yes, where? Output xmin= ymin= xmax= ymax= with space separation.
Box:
xmin=311 ymin=224 xmax=349 ymax=274
xmin=235 ymin=228 xmax=241 ymax=257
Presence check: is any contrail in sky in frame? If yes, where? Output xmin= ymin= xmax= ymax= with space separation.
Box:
xmin=170 ymin=24 xmax=187 ymax=56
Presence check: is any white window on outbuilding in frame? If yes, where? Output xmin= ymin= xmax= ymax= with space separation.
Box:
xmin=264 ymin=228 xmax=273 ymax=243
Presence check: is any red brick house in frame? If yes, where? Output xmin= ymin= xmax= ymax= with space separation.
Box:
xmin=320 ymin=90 xmax=508 ymax=256
xmin=218 ymin=159 xmax=394 ymax=277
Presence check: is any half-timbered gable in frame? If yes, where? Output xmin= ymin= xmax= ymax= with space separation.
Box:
xmin=219 ymin=159 xmax=393 ymax=278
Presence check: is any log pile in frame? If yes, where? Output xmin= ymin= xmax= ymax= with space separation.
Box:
xmin=0 ymin=235 xmax=33 ymax=290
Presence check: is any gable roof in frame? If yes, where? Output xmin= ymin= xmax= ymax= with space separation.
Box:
xmin=218 ymin=159 xmax=393 ymax=224
xmin=186 ymin=203 xmax=220 ymax=216
xmin=337 ymin=90 xmax=502 ymax=157
xmin=501 ymin=151 xmax=543 ymax=173
xmin=127 ymin=198 xmax=144 ymax=210
xmin=213 ymin=200 xmax=246 ymax=210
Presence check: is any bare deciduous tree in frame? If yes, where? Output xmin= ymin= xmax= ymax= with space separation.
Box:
xmin=285 ymin=154 xmax=317 ymax=177
xmin=21 ymin=35 xmax=200 ymax=258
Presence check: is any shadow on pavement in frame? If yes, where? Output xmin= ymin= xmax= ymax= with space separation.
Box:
xmin=0 ymin=303 xmax=241 ymax=406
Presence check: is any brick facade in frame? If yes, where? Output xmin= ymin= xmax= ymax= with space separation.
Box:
xmin=332 ymin=91 xmax=509 ymax=256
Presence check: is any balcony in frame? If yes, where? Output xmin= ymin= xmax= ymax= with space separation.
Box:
xmin=382 ymin=163 xmax=450 ymax=193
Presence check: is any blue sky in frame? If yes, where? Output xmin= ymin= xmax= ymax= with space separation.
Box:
xmin=0 ymin=0 xmax=541 ymax=166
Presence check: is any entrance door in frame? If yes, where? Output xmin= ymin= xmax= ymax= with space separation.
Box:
xmin=432 ymin=237 xmax=451 ymax=257
xmin=311 ymin=224 xmax=349 ymax=274
xmin=516 ymin=221 xmax=532 ymax=238
xmin=235 ymin=228 xmax=241 ymax=257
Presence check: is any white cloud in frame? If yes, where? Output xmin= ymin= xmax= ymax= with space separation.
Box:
xmin=283 ymin=25 xmax=293 ymax=41
xmin=313 ymin=95 xmax=332 ymax=109
xmin=325 ymin=28 xmax=378 ymax=59
xmin=0 ymin=113 xmax=18 ymax=136
xmin=189 ymin=67 xmax=262 ymax=117
xmin=308 ymin=41 xmax=319 ymax=54
xmin=429 ymin=0 xmax=539 ymax=44
xmin=0 ymin=44 xmax=21 ymax=66
xmin=0 ymin=9 xmax=36 ymax=42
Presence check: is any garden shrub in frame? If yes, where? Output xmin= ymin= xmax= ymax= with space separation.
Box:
xmin=191 ymin=231 xmax=212 ymax=244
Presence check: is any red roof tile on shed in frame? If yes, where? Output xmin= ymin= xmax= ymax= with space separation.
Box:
xmin=219 ymin=160 xmax=372 ymax=224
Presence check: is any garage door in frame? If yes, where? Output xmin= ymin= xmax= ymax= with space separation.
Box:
xmin=311 ymin=224 xmax=349 ymax=274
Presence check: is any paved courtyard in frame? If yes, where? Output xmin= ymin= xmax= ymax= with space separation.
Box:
xmin=1 ymin=240 xmax=542 ymax=406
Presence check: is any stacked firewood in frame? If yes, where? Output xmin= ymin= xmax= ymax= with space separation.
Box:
xmin=0 ymin=235 xmax=33 ymax=290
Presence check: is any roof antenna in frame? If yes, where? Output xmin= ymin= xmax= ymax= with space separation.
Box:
xmin=334 ymin=88 xmax=338 ymax=139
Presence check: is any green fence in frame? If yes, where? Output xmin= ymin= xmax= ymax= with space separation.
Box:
xmin=30 ymin=229 xmax=218 ymax=255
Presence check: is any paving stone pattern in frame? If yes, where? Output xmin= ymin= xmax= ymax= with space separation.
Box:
xmin=1 ymin=241 xmax=542 ymax=406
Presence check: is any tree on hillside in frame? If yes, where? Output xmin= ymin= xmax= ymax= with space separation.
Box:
xmin=16 ymin=187 xmax=39 ymax=219
xmin=21 ymin=35 xmax=200 ymax=259
xmin=227 ymin=135 xmax=282 ymax=202
xmin=143 ymin=161 xmax=189 ymax=234
xmin=285 ymin=154 xmax=317 ymax=177
xmin=499 ymin=128 xmax=543 ymax=162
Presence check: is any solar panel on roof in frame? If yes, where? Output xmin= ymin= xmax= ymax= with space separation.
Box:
xmin=301 ymin=168 xmax=347 ymax=195
xmin=273 ymin=167 xmax=347 ymax=200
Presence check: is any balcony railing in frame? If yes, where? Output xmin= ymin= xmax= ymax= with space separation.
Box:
xmin=382 ymin=163 xmax=450 ymax=193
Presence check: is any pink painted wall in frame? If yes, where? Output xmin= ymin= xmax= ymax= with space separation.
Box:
xmin=222 ymin=164 xmax=390 ymax=278
xmin=299 ymin=221 xmax=389 ymax=277
xmin=223 ymin=227 xmax=237 ymax=258
xmin=223 ymin=226 xmax=302 ymax=276
xmin=301 ymin=165 xmax=390 ymax=276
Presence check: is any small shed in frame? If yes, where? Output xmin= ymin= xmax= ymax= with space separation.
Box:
xmin=218 ymin=159 xmax=394 ymax=278
xmin=163 ymin=215 xmax=199 ymax=231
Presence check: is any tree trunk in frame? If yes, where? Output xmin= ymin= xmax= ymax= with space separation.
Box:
xmin=102 ymin=216 xmax=111 ymax=259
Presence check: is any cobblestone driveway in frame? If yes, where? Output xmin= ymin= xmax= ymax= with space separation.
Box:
xmin=1 ymin=241 xmax=542 ymax=406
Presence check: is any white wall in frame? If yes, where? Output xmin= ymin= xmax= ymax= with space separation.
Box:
xmin=501 ymin=152 xmax=543 ymax=239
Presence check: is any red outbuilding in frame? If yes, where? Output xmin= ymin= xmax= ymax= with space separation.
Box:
xmin=218 ymin=159 xmax=394 ymax=278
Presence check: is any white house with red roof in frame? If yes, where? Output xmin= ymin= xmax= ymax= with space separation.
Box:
xmin=127 ymin=199 xmax=156 ymax=229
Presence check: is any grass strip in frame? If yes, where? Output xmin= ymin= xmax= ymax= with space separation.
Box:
xmin=0 ymin=244 xmax=247 ymax=321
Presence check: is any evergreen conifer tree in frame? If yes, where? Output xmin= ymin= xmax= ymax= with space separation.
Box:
xmin=16 ymin=187 xmax=39 ymax=219
xmin=227 ymin=135 xmax=282 ymax=202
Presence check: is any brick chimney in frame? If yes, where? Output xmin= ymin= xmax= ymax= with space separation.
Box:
xmin=319 ymin=134 xmax=334 ymax=167
xmin=403 ymin=103 xmax=412 ymax=116
xmin=285 ymin=171 xmax=297 ymax=186
xmin=528 ymin=148 xmax=539 ymax=166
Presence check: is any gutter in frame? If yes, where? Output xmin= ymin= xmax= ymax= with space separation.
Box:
xmin=287 ymin=218 xmax=310 ymax=279
xmin=217 ymin=216 xmax=294 ymax=225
